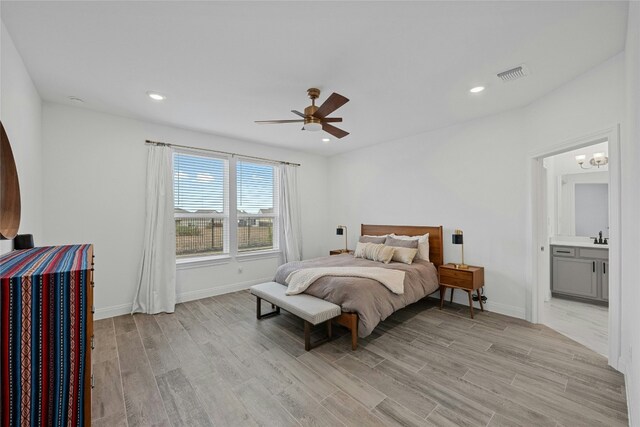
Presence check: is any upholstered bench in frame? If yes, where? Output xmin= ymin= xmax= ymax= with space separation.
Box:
xmin=250 ymin=282 xmax=341 ymax=351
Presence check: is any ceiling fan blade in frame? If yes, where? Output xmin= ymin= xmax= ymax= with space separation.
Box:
xmin=313 ymin=93 xmax=349 ymax=119
xmin=291 ymin=110 xmax=306 ymax=118
xmin=322 ymin=117 xmax=342 ymax=123
xmin=322 ymin=123 xmax=349 ymax=139
xmin=255 ymin=120 xmax=305 ymax=124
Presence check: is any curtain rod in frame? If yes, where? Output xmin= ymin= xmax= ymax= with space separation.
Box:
xmin=144 ymin=140 xmax=301 ymax=167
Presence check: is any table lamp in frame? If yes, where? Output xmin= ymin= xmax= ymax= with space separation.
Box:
xmin=452 ymin=229 xmax=468 ymax=269
xmin=336 ymin=225 xmax=348 ymax=253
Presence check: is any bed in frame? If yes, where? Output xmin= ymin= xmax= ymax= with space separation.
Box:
xmin=274 ymin=224 xmax=444 ymax=350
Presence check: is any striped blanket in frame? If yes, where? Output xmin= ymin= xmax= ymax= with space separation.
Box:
xmin=0 ymin=245 xmax=91 ymax=427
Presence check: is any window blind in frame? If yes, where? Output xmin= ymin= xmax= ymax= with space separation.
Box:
xmin=237 ymin=160 xmax=279 ymax=252
xmin=173 ymin=152 xmax=229 ymax=257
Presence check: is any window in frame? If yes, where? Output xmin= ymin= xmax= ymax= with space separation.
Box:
xmin=173 ymin=152 xmax=279 ymax=260
xmin=237 ymin=160 xmax=279 ymax=253
xmin=174 ymin=152 xmax=229 ymax=258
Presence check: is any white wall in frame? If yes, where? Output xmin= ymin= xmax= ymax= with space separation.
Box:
xmin=622 ymin=2 xmax=640 ymax=424
xmin=328 ymin=53 xmax=625 ymax=320
xmin=41 ymin=103 xmax=329 ymax=318
xmin=329 ymin=109 xmax=529 ymax=318
xmin=0 ymin=21 xmax=43 ymax=254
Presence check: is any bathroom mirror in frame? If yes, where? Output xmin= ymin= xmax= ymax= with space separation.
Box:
xmin=0 ymin=121 xmax=21 ymax=239
xmin=574 ymin=183 xmax=608 ymax=237
xmin=557 ymin=172 xmax=608 ymax=238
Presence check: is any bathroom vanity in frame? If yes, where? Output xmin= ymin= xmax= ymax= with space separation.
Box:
xmin=551 ymin=243 xmax=608 ymax=304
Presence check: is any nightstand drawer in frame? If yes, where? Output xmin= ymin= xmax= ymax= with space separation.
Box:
xmin=439 ymin=268 xmax=472 ymax=281
xmin=439 ymin=275 xmax=474 ymax=289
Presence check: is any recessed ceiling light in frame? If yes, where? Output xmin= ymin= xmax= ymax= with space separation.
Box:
xmin=147 ymin=91 xmax=166 ymax=101
xmin=68 ymin=96 xmax=84 ymax=104
xmin=322 ymin=138 xmax=330 ymax=143
xmin=469 ymin=86 xmax=486 ymax=93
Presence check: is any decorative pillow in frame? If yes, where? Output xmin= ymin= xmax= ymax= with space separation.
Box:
xmin=390 ymin=233 xmax=429 ymax=261
xmin=385 ymin=236 xmax=418 ymax=248
xmin=391 ymin=247 xmax=418 ymax=264
xmin=354 ymin=241 xmax=369 ymax=258
xmin=370 ymin=244 xmax=395 ymax=264
xmin=355 ymin=242 xmax=395 ymax=264
xmin=359 ymin=235 xmax=387 ymax=244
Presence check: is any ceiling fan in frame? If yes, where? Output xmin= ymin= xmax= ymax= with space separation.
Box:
xmin=255 ymin=88 xmax=349 ymax=139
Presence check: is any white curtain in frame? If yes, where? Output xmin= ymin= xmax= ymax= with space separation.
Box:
xmin=279 ymin=164 xmax=302 ymax=263
xmin=132 ymin=144 xmax=176 ymax=314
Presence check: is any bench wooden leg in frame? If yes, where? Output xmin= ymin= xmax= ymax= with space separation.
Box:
xmin=303 ymin=319 xmax=337 ymax=351
xmin=255 ymin=297 xmax=280 ymax=320
xmin=304 ymin=321 xmax=311 ymax=351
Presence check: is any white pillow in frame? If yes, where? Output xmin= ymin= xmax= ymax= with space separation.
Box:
xmin=391 ymin=247 xmax=418 ymax=264
xmin=390 ymin=233 xmax=429 ymax=261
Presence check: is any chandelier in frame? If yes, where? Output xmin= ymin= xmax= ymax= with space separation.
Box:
xmin=575 ymin=152 xmax=608 ymax=169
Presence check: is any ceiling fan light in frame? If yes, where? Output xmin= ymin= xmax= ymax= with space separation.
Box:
xmin=303 ymin=122 xmax=322 ymax=132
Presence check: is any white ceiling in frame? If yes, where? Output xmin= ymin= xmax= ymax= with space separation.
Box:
xmin=1 ymin=1 xmax=628 ymax=156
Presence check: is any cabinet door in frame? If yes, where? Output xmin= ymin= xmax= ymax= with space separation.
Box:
xmin=552 ymin=257 xmax=598 ymax=299
xmin=601 ymin=261 xmax=608 ymax=301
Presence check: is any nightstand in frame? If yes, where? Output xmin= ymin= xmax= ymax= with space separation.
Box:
xmin=438 ymin=263 xmax=485 ymax=318
xmin=329 ymin=249 xmax=353 ymax=256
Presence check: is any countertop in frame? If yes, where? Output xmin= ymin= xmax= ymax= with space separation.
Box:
xmin=550 ymin=241 xmax=609 ymax=249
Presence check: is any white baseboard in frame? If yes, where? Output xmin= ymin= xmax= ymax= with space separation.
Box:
xmin=93 ymin=277 xmax=272 ymax=320
xmin=176 ymin=277 xmax=272 ymax=303
xmin=428 ymin=294 xmax=526 ymax=319
xmin=94 ymin=303 xmax=132 ymax=320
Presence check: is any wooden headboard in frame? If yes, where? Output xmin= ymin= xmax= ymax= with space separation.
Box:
xmin=361 ymin=224 xmax=444 ymax=267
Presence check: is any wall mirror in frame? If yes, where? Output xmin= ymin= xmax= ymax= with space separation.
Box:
xmin=0 ymin=121 xmax=21 ymax=239
xmin=557 ymin=171 xmax=608 ymax=238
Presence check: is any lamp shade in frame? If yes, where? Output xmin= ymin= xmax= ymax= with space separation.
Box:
xmin=336 ymin=227 xmax=344 ymax=236
xmin=452 ymin=231 xmax=463 ymax=245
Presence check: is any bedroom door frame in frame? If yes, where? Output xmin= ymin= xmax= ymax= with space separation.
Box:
xmin=527 ymin=125 xmax=621 ymax=371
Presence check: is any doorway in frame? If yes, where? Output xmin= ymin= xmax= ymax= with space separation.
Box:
xmin=529 ymin=126 xmax=621 ymax=368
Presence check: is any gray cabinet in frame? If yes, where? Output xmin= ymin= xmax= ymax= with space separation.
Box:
xmin=550 ymin=245 xmax=608 ymax=304
xmin=602 ymin=260 xmax=608 ymax=301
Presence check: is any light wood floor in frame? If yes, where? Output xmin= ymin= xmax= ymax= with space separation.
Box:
xmin=92 ymin=290 xmax=628 ymax=427
xmin=543 ymin=297 xmax=608 ymax=356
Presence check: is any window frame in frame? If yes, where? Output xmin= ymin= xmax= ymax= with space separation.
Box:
xmin=236 ymin=158 xmax=280 ymax=255
xmin=173 ymin=149 xmax=230 ymax=263
xmin=173 ymin=149 xmax=281 ymax=266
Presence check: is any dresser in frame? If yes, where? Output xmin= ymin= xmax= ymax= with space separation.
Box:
xmin=0 ymin=245 xmax=94 ymax=426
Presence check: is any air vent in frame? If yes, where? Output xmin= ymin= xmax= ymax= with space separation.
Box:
xmin=497 ymin=65 xmax=529 ymax=82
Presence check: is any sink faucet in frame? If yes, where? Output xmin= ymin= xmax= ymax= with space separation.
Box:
xmin=591 ymin=231 xmax=607 ymax=245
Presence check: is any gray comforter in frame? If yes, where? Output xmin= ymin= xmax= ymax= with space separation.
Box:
xmin=274 ymin=254 xmax=439 ymax=337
